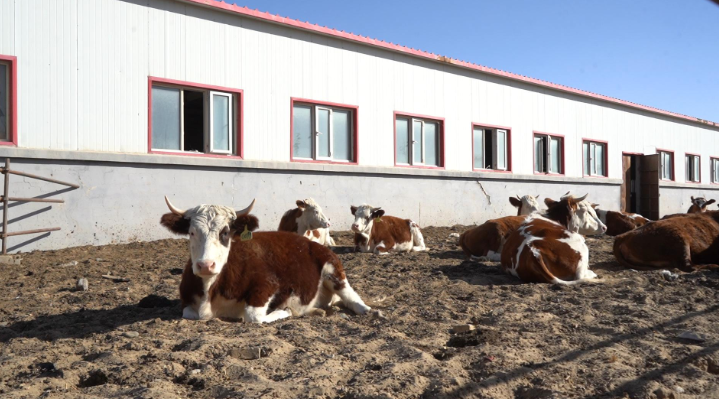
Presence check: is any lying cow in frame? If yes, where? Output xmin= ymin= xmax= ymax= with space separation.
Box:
xmin=501 ymin=194 xmax=607 ymax=284
xmin=161 ymin=197 xmax=370 ymax=322
xmin=458 ymin=196 xmax=542 ymax=261
xmin=509 ymin=194 xmax=541 ymax=216
xmin=592 ymin=205 xmax=649 ymax=236
xmin=350 ymin=205 xmax=426 ymax=254
xmin=278 ymin=198 xmax=335 ymax=246
xmin=613 ymin=211 xmax=719 ymax=272
xmin=688 ymin=196 xmax=716 ymax=213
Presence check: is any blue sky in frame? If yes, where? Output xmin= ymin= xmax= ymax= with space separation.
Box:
xmin=230 ymin=0 xmax=719 ymax=122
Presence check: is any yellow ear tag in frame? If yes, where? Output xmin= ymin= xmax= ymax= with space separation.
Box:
xmin=374 ymin=217 xmax=382 ymax=223
xmin=240 ymin=225 xmax=253 ymax=241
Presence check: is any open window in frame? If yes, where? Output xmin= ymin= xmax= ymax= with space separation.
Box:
xmin=534 ymin=133 xmax=563 ymax=174
xmin=658 ymin=150 xmax=674 ymax=181
xmin=583 ymin=140 xmax=607 ymax=177
xmin=291 ymin=100 xmax=356 ymax=163
xmin=149 ymin=78 xmax=241 ymax=157
xmin=685 ymin=153 xmax=700 ymax=183
xmin=473 ymin=125 xmax=510 ymax=171
xmin=395 ymin=114 xmax=443 ymax=167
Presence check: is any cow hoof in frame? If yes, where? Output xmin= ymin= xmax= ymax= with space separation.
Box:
xmin=182 ymin=307 xmax=200 ymax=320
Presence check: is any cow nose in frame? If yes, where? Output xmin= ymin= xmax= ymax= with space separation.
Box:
xmin=197 ymin=260 xmax=216 ymax=274
xmin=351 ymin=224 xmax=359 ymax=230
xmin=326 ymin=221 xmax=331 ymax=227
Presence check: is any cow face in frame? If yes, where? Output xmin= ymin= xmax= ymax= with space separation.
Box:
xmin=296 ymin=198 xmax=331 ymax=229
xmin=160 ymin=197 xmax=256 ymax=278
xmin=509 ymin=195 xmax=541 ymax=216
xmin=691 ymin=196 xmax=715 ymax=212
xmin=350 ymin=204 xmax=384 ymax=233
xmin=545 ymin=194 xmax=607 ymax=235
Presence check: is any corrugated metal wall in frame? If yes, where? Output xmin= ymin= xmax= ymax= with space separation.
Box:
xmin=1 ymin=0 xmax=717 ymax=181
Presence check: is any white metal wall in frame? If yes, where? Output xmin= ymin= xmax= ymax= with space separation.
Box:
xmin=1 ymin=0 xmax=718 ymax=181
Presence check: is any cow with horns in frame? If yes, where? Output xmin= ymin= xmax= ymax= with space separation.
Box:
xmin=688 ymin=196 xmax=716 ymax=213
xmin=161 ymin=197 xmax=370 ymax=322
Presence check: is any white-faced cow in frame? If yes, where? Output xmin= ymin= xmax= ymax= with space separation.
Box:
xmin=613 ymin=211 xmax=719 ymax=272
xmin=688 ymin=196 xmax=716 ymax=213
xmin=277 ymin=198 xmax=336 ymax=246
xmin=500 ymin=194 xmax=607 ymax=284
xmin=457 ymin=196 xmax=542 ymax=261
xmin=161 ymin=197 xmax=370 ymax=322
xmin=509 ymin=194 xmax=541 ymax=216
xmin=349 ymin=205 xmax=426 ymax=254
xmin=592 ymin=205 xmax=650 ymax=236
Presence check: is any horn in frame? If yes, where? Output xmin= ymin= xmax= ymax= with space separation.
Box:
xmin=560 ymin=191 xmax=571 ymax=200
xmin=165 ymin=196 xmax=186 ymax=216
xmin=575 ymin=193 xmax=588 ymax=202
xmin=515 ymin=195 xmax=521 ymax=200
xmin=236 ymin=198 xmax=256 ymax=217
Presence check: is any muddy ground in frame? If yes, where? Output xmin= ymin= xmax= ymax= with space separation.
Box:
xmin=1 ymin=226 xmax=718 ymax=399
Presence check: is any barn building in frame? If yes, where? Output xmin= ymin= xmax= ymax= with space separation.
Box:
xmin=0 ymin=0 xmax=717 ymax=252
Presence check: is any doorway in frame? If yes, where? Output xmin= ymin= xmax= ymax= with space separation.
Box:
xmin=621 ymin=153 xmax=659 ymax=220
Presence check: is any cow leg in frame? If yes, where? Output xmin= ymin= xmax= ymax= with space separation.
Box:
xmin=374 ymin=241 xmax=390 ymax=255
xmin=182 ymin=306 xmax=200 ymax=320
xmin=244 ymin=302 xmax=291 ymax=323
xmin=409 ymin=221 xmax=427 ymax=251
xmin=334 ymin=281 xmax=371 ymax=315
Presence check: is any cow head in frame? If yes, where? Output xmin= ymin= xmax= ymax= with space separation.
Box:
xmin=160 ymin=197 xmax=257 ymax=278
xmin=509 ymin=194 xmax=541 ymax=216
xmin=690 ymin=196 xmax=715 ymax=212
xmin=545 ymin=193 xmax=607 ymax=235
xmin=296 ymin=198 xmax=331 ymax=229
xmin=350 ymin=204 xmax=384 ymax=234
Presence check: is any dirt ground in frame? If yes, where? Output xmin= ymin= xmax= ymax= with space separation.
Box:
xmin=1 ymin=226 xmax=718 ymax=399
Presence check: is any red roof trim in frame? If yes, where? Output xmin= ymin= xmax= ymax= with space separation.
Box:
xmin=179 ymin=0 xmax=718 ymax=127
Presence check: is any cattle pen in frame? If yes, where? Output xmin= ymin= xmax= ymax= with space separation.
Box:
xmin=0 ymin=0 xmax=718 ymax=253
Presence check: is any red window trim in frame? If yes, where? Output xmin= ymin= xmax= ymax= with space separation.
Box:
xmin=471 ymin=123 xmax=512 ymax=173
xmin=711 ymin=156 xmax=719 ymax=185
xmin=656 ymin=148 xmax=675 ymax=182
xmin=0 ymin=55 xmax=17 ymax=147
xmin=532 ymin=131 xmax=565 ymax=176
xmin=582 ymin=138 xmax=609 ymax=178
xmin=684 ymin=152 xmax=701 ymax=184
xmin=147 ymin=77 xmax=244 ymax=159
xmin=289 ymin=98 xmax=359 ymax=165
xmin=393 ymin=111 xmax=445 ymax=169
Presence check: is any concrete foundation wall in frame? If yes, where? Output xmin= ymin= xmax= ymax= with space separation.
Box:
xmin=3 ymin=157 xmax=621 ymax=253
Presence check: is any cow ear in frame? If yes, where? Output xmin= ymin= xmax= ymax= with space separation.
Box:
xmin=296 ymin=200 xmax=306 ymax=209
xmin=544 ymin=198 xmax=557 ymax=207
xmin=591 ymin=203 xmax=599 ymax=209
xmin=706 ymin=199 xmax=716 ymax=207
xmin=233 ymin=214 xmax=259 ymax=232
xmin=350 ymin=206 xmax=358 ymax=215
xmin=509 ymin=197 xmax=521 ymax=207
xmin=371 ymin=209 xmax=385 ymax=219
xmin=160 ymin=213 xmax=190 ymax=235
xmin=691 ymin=196 xmax=695 ymax=201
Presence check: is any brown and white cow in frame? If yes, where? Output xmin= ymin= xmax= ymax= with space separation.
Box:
xmin=349 ymin=205 xmax=426 ymax=254
xmin=509 ymin=194 xmax=541 ymax=216
xmin=458 ymin=216 xmax=526 ymax=261
xmin=277 ymin=198 xmax=336 ymax=246
xmin=500 ymin=194 xmax=607 ymax=284
xmin=592 ymin=206 xmax=650 ymax=236
xmin=613 ymin=211 xmax=719 ymax=272
xmin=161 ymin=197 xmax=370 ymax=322
xmin=688 ymin=196 xmax=716 ymax=213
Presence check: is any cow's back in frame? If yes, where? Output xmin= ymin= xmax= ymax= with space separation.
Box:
xmin=370 ymin=215 xmax=412 ymax=244
xmin=605 ymin=211 xmax=640 ymax=236
xmin=459 ymin=216 xmax=525 ymax=257
xmin=278 ymin=208 xmax=301 ymax=232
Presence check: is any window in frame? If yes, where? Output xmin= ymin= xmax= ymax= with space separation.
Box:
xmin=685 ymin=154 xmax=700 ymax=183
xmin=0 ymin=55 xmax=16 ymax=145
xmin=149 ymin=78 xmax=241 ymax=156
xmin=395 ymin=114 xmax=443 ymax=167
xmin=712 ymin=158 xmax=719 ymax=184
xmin=659 ymin=150 xmax=674 ymax=181
xmin=534 ymin=133 xmax=563 ymax=174
xmin=473 ymin=125 xmax=510 ymax=171
xmin=291 ymin=100 xmax=356 ymax=163
xmin=583 ymin=140 xmax=607 ymax=177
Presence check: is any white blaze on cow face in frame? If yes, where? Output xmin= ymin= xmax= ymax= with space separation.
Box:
xmin=350 ymin=204 xmax=383 ymax=234
xmin=571 ymin=199 xmax=607 ymax=236
xmin=164 ymin=197 xmax=255 ymax=279
xmin=296 ymin=198 xmax=331 ymax=229
xmin=509 ymin=195 xmax=541 ymax=215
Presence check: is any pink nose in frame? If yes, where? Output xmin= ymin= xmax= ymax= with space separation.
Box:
xmin=326 ymin=221 xmax=331 ymax=227
xmin=197 ymin=260 xmax=216 ymax=275
xmin=351 ymin=224 xmax=359 ymax=230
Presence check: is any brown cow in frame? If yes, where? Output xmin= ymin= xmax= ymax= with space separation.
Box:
xmin=161 ymin=197 xmax=370 ymax=322
xmin=350 ymin=204 xmax=426 ymax=254
xmin=277 ymin=198 xmax=335 ymax=246
xmin=500 ymin=194 xmax=606 ymax=284
xmin=688 ymin=196 xmax=716 ymax=213
xmin=613 ymin=211 xmax=719 ymax=271
xmin=592 ymin=206 xmax=650 ymax=236
xmin=457 ymin=215 xmax=526 ymax=261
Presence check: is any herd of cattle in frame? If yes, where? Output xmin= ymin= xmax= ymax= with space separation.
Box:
xmin=159 ymin=194 xmax=719 ymax=323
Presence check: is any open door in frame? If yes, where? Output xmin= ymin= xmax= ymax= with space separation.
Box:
xmin=639 ymin=154 xmax=660 ymax=220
